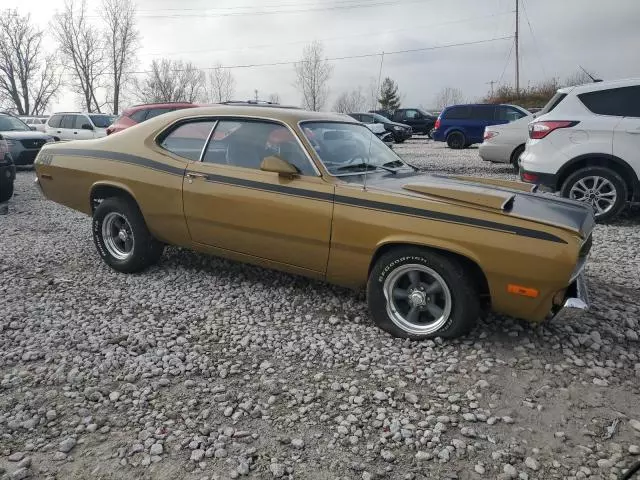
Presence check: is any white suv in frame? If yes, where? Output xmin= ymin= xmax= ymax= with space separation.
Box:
xmin=520 ymin=78 xmax=640 ymax=222
xmin=45 ymin=112 xmax=115 ymax=141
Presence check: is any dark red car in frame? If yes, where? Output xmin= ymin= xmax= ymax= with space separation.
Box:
xmin=106 ymin=102 xmax=196 ymax=135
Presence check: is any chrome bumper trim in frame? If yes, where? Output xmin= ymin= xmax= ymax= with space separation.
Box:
xmin=563 ymin=273 xmax=589 ymax=310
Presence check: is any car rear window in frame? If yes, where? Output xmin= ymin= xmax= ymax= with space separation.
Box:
xmin=146 ymin=108 xmax=174 ymax=120
xmin=443 ymin=106 xmax=470 ymax=120
xmin=578 ymin=86 xmax=640 ymax=117
xmin=538 ymin=92 xmax=567 ymax=115
xmin=48 ymin=114 xmax=62 ymax=128
xmin=159 ymin=120 xmax=216 ymax=161
xmin=130 ymin=110 xmax=148 ymax=123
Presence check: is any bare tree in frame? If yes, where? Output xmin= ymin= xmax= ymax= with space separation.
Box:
xmin=206 ymin=64 xmax=235 ymax=103
xmin=294 ymin=41 xmax=332 ymax=111
xmin=268 ymin=93 xmax=280 ymax=104
xmin=0 ymin=10 xmax=62 ymax=115
xmin=433 ymin=87 xmax=464 ymax=110
xmin=52 ymin=0 xmax=106 ymax=112
xmin=134 ymin=59 xmax=204 ymax=103
xmin=101 ymin=0 xmax=139 ymax=114
xmin=333 ymin=87 xmax=366 ymax=113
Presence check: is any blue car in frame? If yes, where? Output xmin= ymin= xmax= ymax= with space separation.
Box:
xmin=432 ymin=104 xmax=529 ymax=149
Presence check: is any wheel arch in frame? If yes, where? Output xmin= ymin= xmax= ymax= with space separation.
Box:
xmin=368 ymin=240 xmax=491 ymax=302
xmin=510 ymin=143 xmax=526 ymax=164
xmin=556 ymin=154 xmax=639 ymax=200
xmin=89 ymin=181 xmax=140 ymax=214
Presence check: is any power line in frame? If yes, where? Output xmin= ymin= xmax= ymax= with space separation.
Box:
xmin=55 ymin=36 xmax=513 ymax=78
xmin=498 ymin=40 xmax=514 ymax=85
xmin=521 ymin=0 xmax=547 ymax=78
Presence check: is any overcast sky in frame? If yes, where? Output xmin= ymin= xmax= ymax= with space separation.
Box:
xmin=4 ymin=0 xmax=640 ymax=113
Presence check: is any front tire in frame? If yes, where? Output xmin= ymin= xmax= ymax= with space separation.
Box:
xmin=367 ymin=248 xmax=480 ymax=340
xmin=560 ymin=166 xmax=627 ymax=222
xmin=92 ymin=197 xmax=164 ymax=273
xmin=446 ymin=131 xmax=465 ymax=149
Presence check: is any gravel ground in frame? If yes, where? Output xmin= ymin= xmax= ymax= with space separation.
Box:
xmin=1 ymin=139 xmax=640 ymax=480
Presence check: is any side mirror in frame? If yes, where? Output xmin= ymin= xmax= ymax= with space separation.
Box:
xmin=260 ymin=156 xmax=299 ymax=176
xmin=81 ymin=123 xmax=94 ymax=130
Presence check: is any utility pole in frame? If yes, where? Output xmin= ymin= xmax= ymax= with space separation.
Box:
xmin=515 ymin=0 xmax=520 ymax=97
xmin=254 ymin=89 xmax=259 ymax=102
xmin=487 ymin=80 xmax=496 ymax=99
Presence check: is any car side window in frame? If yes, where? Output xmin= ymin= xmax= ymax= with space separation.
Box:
xmin=360 ymin=114 xmax=374 ymax=123
xmin=579 ymin=86 xmax=640 ymax=117
xmin=48 ymin=115 xmax=62 ymax=128
xmin=146 ymin=108 xmax=173 ymax=120
xmin=496 ymin=106 xmax=526 ymax=122
xmin=443 ymin=106 xmax=470 ymax=120
xmin=61 ymin=115 xmax=75 ymax=129
xmin=74 ymin=115 xmax=90 ymax=129
xmin=203 ymin=120 xmax=316 ymax=176
xmin=159 ymin=120 xmax=217 ymax=161
xmin=404 ymin=109 xmax=419 ymax=119
xmin=130 ymin=110 xmax=147 ymax=123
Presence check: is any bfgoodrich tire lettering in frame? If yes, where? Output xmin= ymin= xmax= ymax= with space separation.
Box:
xmin=367 ymin=247 xmax=480 ymax=340
xmin=92 ymin=196 xmax=164 ymax=273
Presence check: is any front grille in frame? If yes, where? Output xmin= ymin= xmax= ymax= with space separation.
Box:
xmin=15 ymin=150 xmax=38 ymax=165
xmin=20 ymin=139 xmax=47 ymax=149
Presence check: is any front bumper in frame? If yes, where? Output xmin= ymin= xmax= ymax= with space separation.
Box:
xmin=548 ymin=274 xmax=589 ymax=320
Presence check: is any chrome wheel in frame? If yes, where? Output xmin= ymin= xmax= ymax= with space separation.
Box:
xmin=102 ymin=212 xmax=134 ymax=261
xmin=569 ymin=176 xmax=617 ymax=216
xmin=382 ymin=264 xmax=452 ymax=335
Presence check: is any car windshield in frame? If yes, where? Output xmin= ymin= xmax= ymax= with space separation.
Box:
xmin=371 ymin=113 xmax=391 ymax=124
xmin=301 ymin=121 xmax=409 ymax=176
xmin=89 ymin=114 xmax=116 ymax=128
xmin=0 ymin=115 xmax=30 ymax=131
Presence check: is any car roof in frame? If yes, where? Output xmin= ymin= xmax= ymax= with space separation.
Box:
xmin=558 ymin=77 xmax=640 ymax=95
xmin=162 ymin=105 xmax=355 ymax=125
xmin=127 ymin=102 xmax=195 ymax=111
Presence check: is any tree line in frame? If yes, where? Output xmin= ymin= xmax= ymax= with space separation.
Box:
xmin=0 ymin=2 xmax=601 ymax=116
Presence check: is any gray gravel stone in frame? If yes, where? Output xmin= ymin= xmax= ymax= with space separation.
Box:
xmin=58 ymin=438 xmax=76 ymax=453
xmin=149 ymin=443 xmax=163 ymax=456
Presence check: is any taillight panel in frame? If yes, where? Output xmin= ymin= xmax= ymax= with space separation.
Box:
xmin=528 ymin=121 xmax=579 ymax=139
xmin=484 ymin=130 xmax=498 ymax=140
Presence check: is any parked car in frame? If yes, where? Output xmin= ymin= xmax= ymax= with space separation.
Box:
xmin=392 ymin=108 xmax=438 ymax=136
xmin=0 ymin=137 xmax=16 ymax=202
xmin=363 ymin=121 xmax=394 ymax=147
xmin=20 ymin=117 xmax=49 ymax=132
xmin=34 ymin=105 xmax=593 ymax=340
xmin=479 ymin=113 xmax=535 ymax=169
xmin=348 ymin=112 xmax=412 ymax=143
xmin=432 ymin=104 xmax=530 ymax=149
xmin=46 ymin=113 xmax=115 ymax=141
xmin=520 ymin=78 xmax=640 ymax=222
xmin=0 ymin=113 xmax=55 ymax=166
xmin=107 ymin=102 xmax=196 ymax=135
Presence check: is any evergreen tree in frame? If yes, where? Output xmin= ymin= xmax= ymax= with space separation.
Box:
xmin=378 ymin=77 xmax=401 ymax=112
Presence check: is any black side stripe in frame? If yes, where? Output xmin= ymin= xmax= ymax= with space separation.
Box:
xmin=52 ymin=148 xmax=566 ymax=244
xmin=51 ymin=148 xmax=185 ymax=176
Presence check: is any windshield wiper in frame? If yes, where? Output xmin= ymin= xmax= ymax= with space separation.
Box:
xmin=384 ymin=159 xmax=419 ymax=171
xmin=336 ymin=163 xmax=396 ymax=174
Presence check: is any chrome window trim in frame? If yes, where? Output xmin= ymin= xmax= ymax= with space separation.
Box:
xmin=155 ymin=114 xmax=321 ymax=177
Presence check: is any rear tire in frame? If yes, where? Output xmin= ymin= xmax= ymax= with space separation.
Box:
xmin=92 ymin=197 xmax=164 ymax=273
xmin=560 ymin=166 xmax=627 ymax=222
xmin=0 ymin=181 xmax=13 ymax=203
xmin=510 ymin=145 xmax=525 ymax=171
xmin=367 ymin=247 xmax=480 ymax=340
xmin=446 ymin=131 xmax=465 ymax=149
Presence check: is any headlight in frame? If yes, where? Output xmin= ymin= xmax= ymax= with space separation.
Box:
xmin=393 ymin=126 xmax=402 ymax=131
xmin=45 ymin=137 xmax=55 ymax=143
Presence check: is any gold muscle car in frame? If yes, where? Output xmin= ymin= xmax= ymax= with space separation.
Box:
xmin=33 ymin=106 xmax=594 ymax=339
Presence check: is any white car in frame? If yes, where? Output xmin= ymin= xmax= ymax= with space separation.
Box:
xmin=20 ymin=117 xmax=48 ymax=132
xmin=520 ymin=78 xmax=640 ymax=221
xmin=479 ymin=114 xmax=534 ymax=169
xmin=45 ymin=112 xmax=116 ymax=141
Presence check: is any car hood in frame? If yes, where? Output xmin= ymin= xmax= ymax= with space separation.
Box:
xmin=0 ymin=130 xmax=52 ymax=140
xmin=385 ymin=121 xmax=411 ymax=129
xmin=366 ymin=172 xmax=595 ymax=238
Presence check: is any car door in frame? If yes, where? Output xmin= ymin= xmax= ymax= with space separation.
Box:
xmin=611 ymin=86 xmax=640 ymax=180
xmin=72 ymin=115 xmax=95 ymax=140
xmin=57 ymin=115 xmax=76 ymax=140
xmin=172 ymin=118 xmax=334 ymax=273
xmin=401 ymin=109 xmax=420 ymax=131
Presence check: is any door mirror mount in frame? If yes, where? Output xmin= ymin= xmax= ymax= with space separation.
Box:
xmin=260 ymin=156 xmax=299 ymax=177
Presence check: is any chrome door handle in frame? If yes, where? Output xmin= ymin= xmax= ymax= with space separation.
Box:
xmin=186 ymin=172 xmax=207 ymax=178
